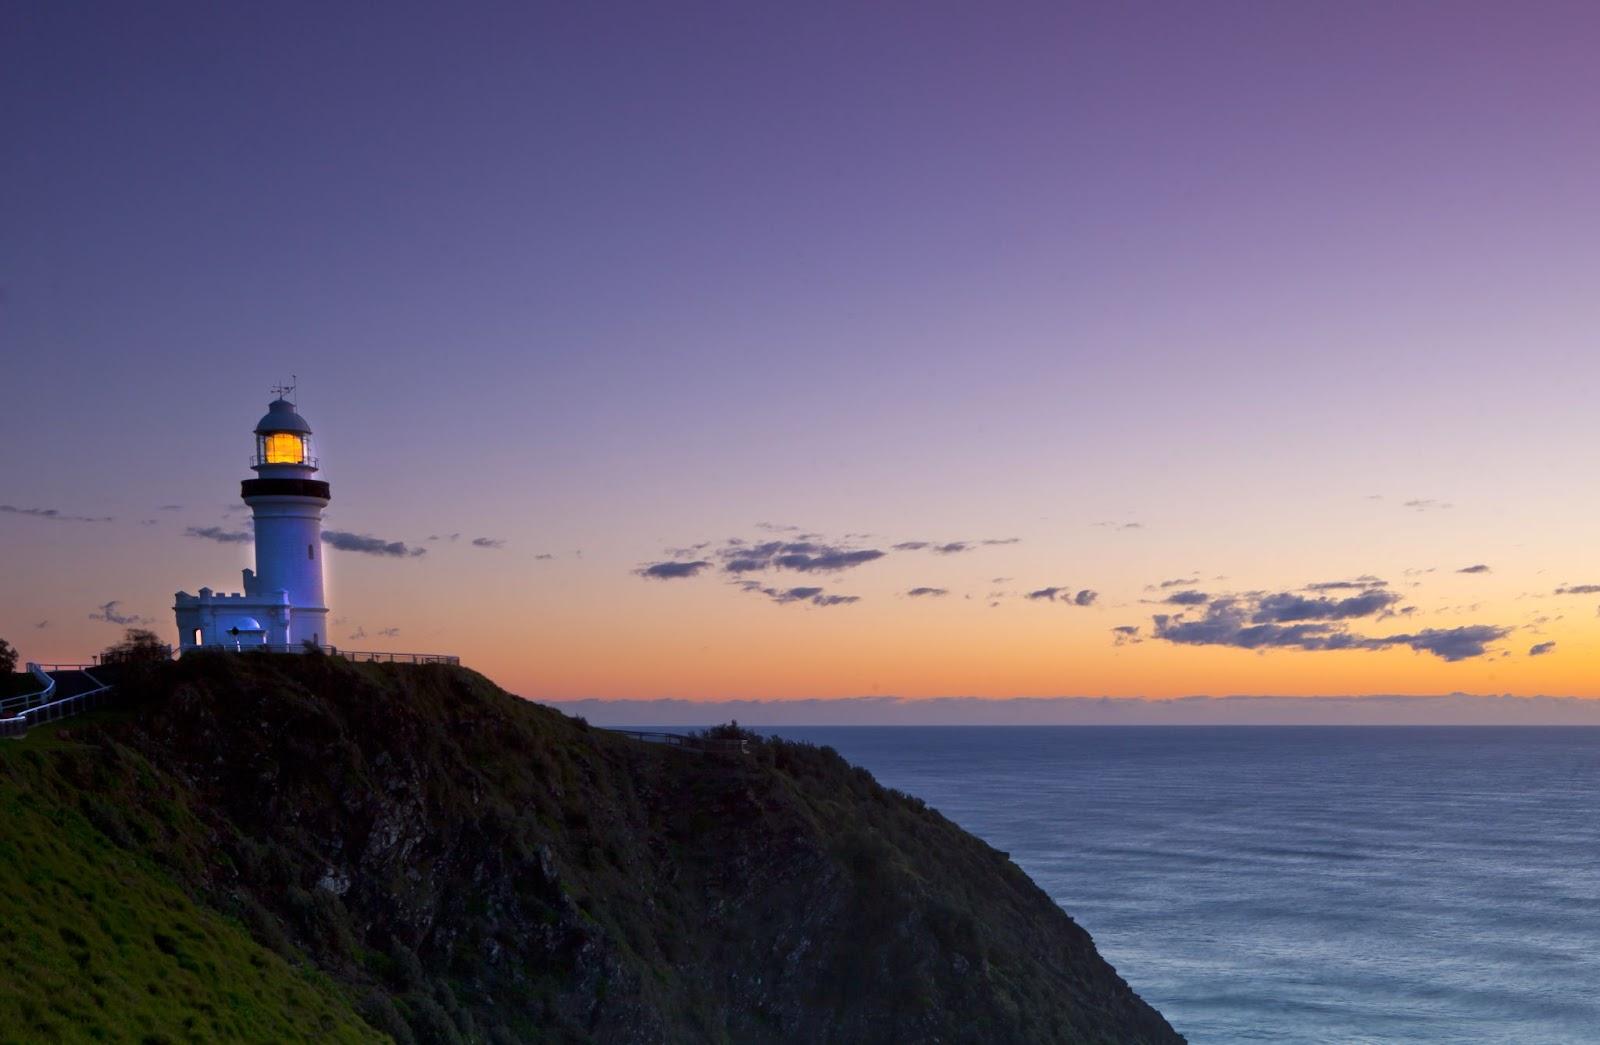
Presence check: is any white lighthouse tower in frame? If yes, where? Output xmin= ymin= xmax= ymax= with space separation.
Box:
xmin=174 ymin=390 xmax=332 ymax=651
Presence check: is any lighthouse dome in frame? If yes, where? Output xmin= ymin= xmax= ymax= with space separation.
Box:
xmin=254 ymin=398 xmax=312 ymax=435
xmin=224 ymin=616 xmax=265 ymax=635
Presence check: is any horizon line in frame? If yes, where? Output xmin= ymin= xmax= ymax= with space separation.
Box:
xmin=535 ymin=693 xmax=1600 ymax=728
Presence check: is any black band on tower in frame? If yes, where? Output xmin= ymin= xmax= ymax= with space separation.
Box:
xmin=241 ymin=478 xmax=332 ymax=500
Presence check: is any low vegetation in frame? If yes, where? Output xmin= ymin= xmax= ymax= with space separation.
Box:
xmin=0 ymin=741 xmax=380 ymax=1042
xmin=0 ymin=653 xmax=1179 ymax=1043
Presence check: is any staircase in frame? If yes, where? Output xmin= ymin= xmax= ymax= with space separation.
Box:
xmin=0 ymin=663 xmax=114 ymax=739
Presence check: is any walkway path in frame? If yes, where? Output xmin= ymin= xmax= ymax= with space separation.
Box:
xmin=0 ymin=664 xmax=114 ymax=739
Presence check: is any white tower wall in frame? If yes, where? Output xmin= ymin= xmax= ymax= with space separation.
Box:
xmin=246 ymin=495 xmax=329 ymax=646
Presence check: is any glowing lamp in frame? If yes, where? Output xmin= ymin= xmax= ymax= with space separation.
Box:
xmin=251 ymin=397 xmax=318 ymax=471
xmin=259 ymin=430 xmax=310 ymax=465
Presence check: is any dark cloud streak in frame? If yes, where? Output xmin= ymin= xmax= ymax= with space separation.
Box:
xmin=185 ymin=525 xmax=251 ymax=544
xmin=637 ymin=560 xmax=712 ymax=580
xmin=322 ymin=531 xmax=426 ymax=558
xmin=2 ymin=504 xmax=112 ymax=523
xmin=1151 ymin=591 xmax=1509 ymax=661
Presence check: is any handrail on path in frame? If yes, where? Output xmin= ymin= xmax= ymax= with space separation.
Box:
xmin=1 ymin=664 xmax=113 ymax=739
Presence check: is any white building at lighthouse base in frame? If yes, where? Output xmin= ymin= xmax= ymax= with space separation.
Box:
xmin=174 ymin=579 xmax=294 ymax=650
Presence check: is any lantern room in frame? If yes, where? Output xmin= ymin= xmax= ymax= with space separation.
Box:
xmin=252 ymin=397 xmax=318 ymax=471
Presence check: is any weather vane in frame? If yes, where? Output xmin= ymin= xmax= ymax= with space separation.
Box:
xmin=271 ymin=375 xmax=298 ymax=401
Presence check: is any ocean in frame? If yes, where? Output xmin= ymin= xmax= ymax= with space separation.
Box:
xmin=758 ymin=727 xmax=1600 ymax=1044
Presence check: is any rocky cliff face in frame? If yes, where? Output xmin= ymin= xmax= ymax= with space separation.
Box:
xmin=14 ymin=654 xmax=1182 ymax=1044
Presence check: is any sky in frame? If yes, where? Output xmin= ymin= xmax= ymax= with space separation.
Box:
xmin=3 ymin=3 xmax=1600 ymax=704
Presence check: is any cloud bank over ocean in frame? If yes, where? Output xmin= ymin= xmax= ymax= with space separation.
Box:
xmin=543 ymin=695 xmax=1600 ymax=727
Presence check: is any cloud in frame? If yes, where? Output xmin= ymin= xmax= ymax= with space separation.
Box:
xmin=1401 ymin=627 xmax=1509 ymax=661
xmin=185 ymin=525 xmax=252 ymax=544
xmin=34 ymin=620 xmax=48 ymax=629
xmin=471 ymin=537 xmax=505 ymax=549
xmin=88 ymin=600 xmax=150 ymax=626
xmin=534 ymin=553 xmax=555 ymax=560
xmin=1529 ymin=641 xmax=1557 ymax=657
xmin=1457 ymin=564 xmax=1491 ymax=574
xmin=1158 ymin=577 xmax=1200 ymax=588
xmin=715 ymin=539 xmax=886 ymax=574
xmin=1150 ymin=592 xmax=1509 ymax=661
xmin=1404 ymin=499 xmax=1452 ymax=511
xmin=637 ymin=560 xmax=712 ymax=580
xmin=377 ymin=627 xmax=401 ymax=638
xmin=1304 ymin=576 xmax=1387 ymax=591
xmin=1554 ymin=584 xmax=1600 ymax=595
xmin=349 ymin=627 xmax=367 ymax=640
xmin=645 ymin=530 xmax=898 ymax=597
xmin=426 ymin=533 xmax=461 ymax=542
xmin=738 ymin=582 xmax=859 ymax=607
xmin=906 ymin=587 xmax=948 ymax=598
xmin=1112 ymin=625 xmax=1142 ymax=646
xmin=897 ymin=537 xmax=1018 ymax=553
xmin=1095 ymin=521 xmax=1143 ymax=530
xmin=1163 ymin=590 xmax=1210 ymax=606
xmin=775 ymin=548 xmax=885 ymax=572
xmin=158 ymin=504 xmax=183 ymax=511
xmin=1025 ymin=587 xmax=1098 ymax=606
xmin=1 ymin=504 xmax=112 ymax=523
xmin=322 ymin=531 xmax=426 ymax=557
xmin=1251 ymin=589 xmax=1400 ymax=623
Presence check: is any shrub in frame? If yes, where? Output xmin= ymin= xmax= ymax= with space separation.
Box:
xmin=98 ymin=628 xmax=171 ymax=665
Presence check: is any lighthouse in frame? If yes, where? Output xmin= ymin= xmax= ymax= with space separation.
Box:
xmin=174 ymin=392 xmax=332 ymax=651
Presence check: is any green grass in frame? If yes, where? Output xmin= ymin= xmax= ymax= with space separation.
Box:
xmin=0 ymin=750 xmax=384 ymax=1043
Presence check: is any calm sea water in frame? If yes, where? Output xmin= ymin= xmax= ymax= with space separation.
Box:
xmin=759 ymin=727 xmax=1600 ymax=1044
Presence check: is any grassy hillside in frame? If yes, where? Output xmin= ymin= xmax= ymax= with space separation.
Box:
xmin=0 ymin=734 xmax=381 ymax=1043
xmin=0 ymin=653 xmax=1181 ymax=1044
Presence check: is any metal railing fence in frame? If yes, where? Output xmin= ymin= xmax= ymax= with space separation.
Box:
xmin=0 ymin=663 xmax=56 ymax=717
xmin=607 ymin=729 xmax=749 ymax=755
xmin=184 ymin=644 xmax=459 ymax=665
xmin=0 ymin=665 xmax=112 ymax=739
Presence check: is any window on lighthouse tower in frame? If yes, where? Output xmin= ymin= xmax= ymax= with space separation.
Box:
xmin=260 ymin=432 xmax=307 ymax=464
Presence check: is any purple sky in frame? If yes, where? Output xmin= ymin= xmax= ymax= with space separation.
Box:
xmin=4 ymin=4 xmax=1600 ymax=703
